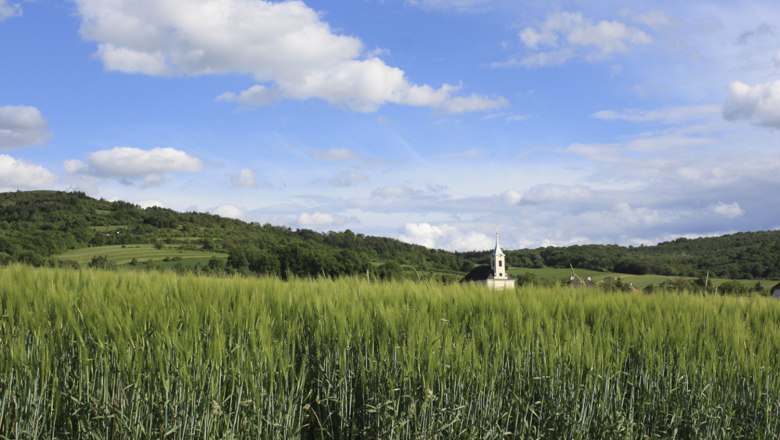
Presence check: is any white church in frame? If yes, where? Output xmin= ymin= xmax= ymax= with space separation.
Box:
xmin=460 ymin=232 xmax=516 ymax=290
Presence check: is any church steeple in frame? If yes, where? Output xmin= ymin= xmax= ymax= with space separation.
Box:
xmin=491 ymin=230 xmax=507 ymax=280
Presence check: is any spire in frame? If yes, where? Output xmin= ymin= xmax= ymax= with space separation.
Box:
xmin=494 ymin=230 xmax=504 ymax=256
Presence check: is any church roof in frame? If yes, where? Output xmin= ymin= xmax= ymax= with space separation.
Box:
xmin=461 ymin=265 xmax=493 ymax=282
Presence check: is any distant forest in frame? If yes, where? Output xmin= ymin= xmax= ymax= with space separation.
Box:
xmin=2 ymin=190 xmax=780 ymax=280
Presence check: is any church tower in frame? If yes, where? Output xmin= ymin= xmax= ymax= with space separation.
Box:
xmin=491 ymin=231 xmax=507 ymax=280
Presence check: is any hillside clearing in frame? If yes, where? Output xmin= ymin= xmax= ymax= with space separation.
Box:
xmin=55 ymin=244 xmax=226 ymax=266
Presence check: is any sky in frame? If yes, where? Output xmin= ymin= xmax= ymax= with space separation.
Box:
xmin=2 ymin=0 xmax=780 ymax=251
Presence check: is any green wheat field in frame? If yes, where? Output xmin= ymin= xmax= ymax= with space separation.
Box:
xmin=1 ymin=265 xmax=779 ymax=439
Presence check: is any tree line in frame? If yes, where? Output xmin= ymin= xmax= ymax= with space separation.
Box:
xmin=2 ymin=190 xmax=780 ymax=281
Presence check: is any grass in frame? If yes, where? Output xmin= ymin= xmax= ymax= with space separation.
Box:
xmin=1 ymin=265 xmax=779 ymax=438
xmin=55 ymin=244 xmax=226 ymax=266
xmin=509 ymin=266 xmax=779 ymax=290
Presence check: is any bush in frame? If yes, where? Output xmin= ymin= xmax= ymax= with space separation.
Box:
xmin=88 ymin=255 xmax=116 ymax=270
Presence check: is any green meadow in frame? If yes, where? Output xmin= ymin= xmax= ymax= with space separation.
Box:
xmin=508 ymin=266 xmax=777 ymax=290
xmin=1 ymin=265 xmax=779 ymax=439
xmin=55 ymin=244 xmax=226 ymax=267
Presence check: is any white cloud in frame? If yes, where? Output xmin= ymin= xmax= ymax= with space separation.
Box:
xmin=565 ymin=143 xmax=621 ymax=161
xmin=502 ymin=190 xmax=522 ymax=205
xmin=437 ymin=148 xmax=485 ymax=159
xmin=625 ymin=134 xmax=715 ymax=151
xmin=142 ymin=174 xmax=165 ymax=187
xmin=610 ymin=202 xmax=675 ymax=227
xmin=723 ymin=80 xmax=780 ymax=128
xmin=523 ymin=183 xmax=592 ymax=204
xmin=592 ymin=105 xmax=720 ymax=123
xmin=0 ymin=105 xmax=51 ymax=149
xmin=516 ymin=11 xmax=652 ymax=67
xmin=209 ymin=204 xmax=244 ymax=219
xmin=619 ymin=8 xmax=670 ymax=29
xmin=774 ymin=50 xmax=780 ymax=67
xmin=297 ymin=211 xmax=353 ymax=228
xmin=399 ymin=222 xmax=493 ymax=251
xmin=76 ymin=0 xmax=505 ymax=113
xmin=373 ymin=185 xmax=419 ymax=198
xmin=65 ymin=147 xmax=202 ymax=188
xmin=137 ymin=199 xmax=165 ymax=209
xmin=329 ymin=170 xmax=368 ymax=187
xmin=231 ymin=168 xmax=256 ymax=188
xmin=63 ymin=159 xmax=88 ymax=174
xmin=216 ymin=85 xmax=277 ymax=107
xmin=71 ymin=147 xmax=202 ymax=178
xmin=0 ymin=0 xmax=21 ymax=23
xmin=709 ymin=201 xmax=744 ymax=219
xmin=405 ymin=0 xmax=492 ymax=12
xmin=0 ymin=155 xmax=56 ymax=190
xmin=312 ymin=148 xmax=360 ymax=162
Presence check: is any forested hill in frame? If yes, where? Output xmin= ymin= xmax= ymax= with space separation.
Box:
xmin=494 ymin=231 xmax=780 ymax=279
xmin=0 ymin=190 xmax=465 ymax=278
xmin=1 ymin=190 xmax=780 ymax=280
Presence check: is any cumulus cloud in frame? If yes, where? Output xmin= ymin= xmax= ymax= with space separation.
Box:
xmin=76 ymin=0 xmax=505 ymax=113
xmin=709 ymin=201 xmax=744 ymax=219
xmin=0 ymin=154 xmax=56 ymax=190
xmin=0 ymin=0 xmax=21 ymax=23
xmin=209 ymin=204 xmax=244 ymax=219
xmin=312 ymin=148 xmax=360 ymax=162
xmin=723 ymin=80 xmax=780 ymax=128
xmin=399 ymin=222 xmax=493 ymax=251
xmin=231 ymin=168 xmax=256 ymax=188
xmin=0 ymin=105 xmax=51 ymax=149
xmin=297 ymin=211 xmax=353 ymax=228
xmin=515 ymin=11 xmax=651 ymax=67
xmin=66 ymin=147 xmax=202 ymax=185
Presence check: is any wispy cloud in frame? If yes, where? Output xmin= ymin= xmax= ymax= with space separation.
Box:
xmin=592 ymin=105 xmax=720 ymax=123
xmin=500 ymin=11 xmax=653 ymax=68
xmin=0 ymin=0 xmax=21 ymax=23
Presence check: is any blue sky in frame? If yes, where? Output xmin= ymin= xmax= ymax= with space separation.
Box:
xmin=2 ymin=0 xmax=780 ymax=251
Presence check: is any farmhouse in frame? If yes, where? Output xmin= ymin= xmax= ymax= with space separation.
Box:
xmin=461 ymin=232 xmax=516 ymax=290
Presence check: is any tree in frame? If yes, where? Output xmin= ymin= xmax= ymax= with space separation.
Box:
xmin=717 ymin=280 xmax=750 ymax=296
xmin=89 ymin=255 xmax=116 ymax=270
